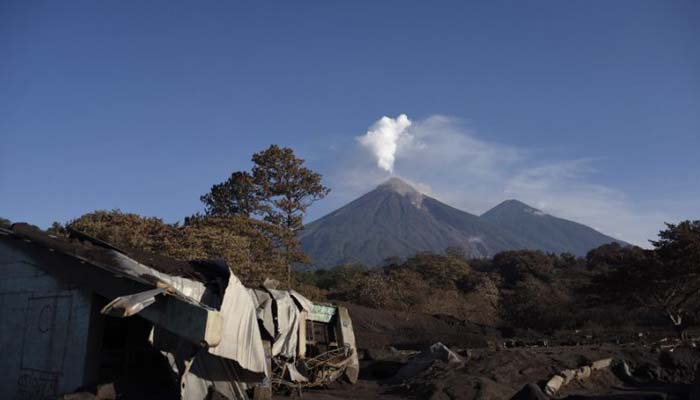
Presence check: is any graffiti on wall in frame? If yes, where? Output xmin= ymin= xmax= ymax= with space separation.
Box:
xmin=17 ymin=294 xmax=73 ymax=399
xmin=16 ymin=369 xmax=59 ymax=400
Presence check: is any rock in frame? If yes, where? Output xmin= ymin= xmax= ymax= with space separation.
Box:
xmin=394 ymin=342 xmax=464 ymax=379
xmin=544 ymin=375 xmax=564 ymax=395
xmin=575 ymin=366 xmax=591 ymax=381
xmin=459 ymin=349 xmax=473 ymax=360
xmin=95 ymin=383 xmax=116 ymax=400
xmin=591 ymin=358 xmax=613 ymax=371
xmin=560 ymin=369 xmax=576 ymax=385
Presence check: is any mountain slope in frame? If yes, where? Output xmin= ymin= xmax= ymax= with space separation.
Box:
xmin=480 ymin=199 xmax=625 ymax=256
xmin=300 ymin=179 xmax=626 ymax=268
xmin=299 ymin=178 xmax=525 ymax=268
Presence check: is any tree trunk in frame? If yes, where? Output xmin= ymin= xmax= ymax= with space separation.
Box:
xmin=669 ymin=312 xmax=689 ymax=341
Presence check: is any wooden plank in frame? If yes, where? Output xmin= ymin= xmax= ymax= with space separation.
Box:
xmin=298 ymin=310 xmax=307 ymax=359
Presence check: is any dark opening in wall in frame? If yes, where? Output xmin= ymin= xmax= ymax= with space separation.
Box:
xmin=93 ymin=296 xmax=179 ymax=400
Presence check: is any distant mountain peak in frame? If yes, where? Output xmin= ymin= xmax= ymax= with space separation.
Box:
xmin=489 ymin=199 xmax=547 ymax=216
xmin=376 ymin=177 xmax=424 ymax=208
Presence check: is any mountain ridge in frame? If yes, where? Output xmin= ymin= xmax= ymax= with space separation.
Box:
xmin=300 ymin=178 xmax=625 ymax=268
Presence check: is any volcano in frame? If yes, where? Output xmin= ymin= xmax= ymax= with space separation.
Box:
xmin=300 ymin=178 xmax=624 ymax=268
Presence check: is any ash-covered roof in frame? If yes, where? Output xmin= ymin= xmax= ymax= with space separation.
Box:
xmin=3 ymin=223 xmax=229 ymax=285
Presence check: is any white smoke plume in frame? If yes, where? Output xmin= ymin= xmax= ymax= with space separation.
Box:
xmin=319 ymin=114 xmax=677 ymax=247
xmin=356 ymin=114 xmax=412 ymax=173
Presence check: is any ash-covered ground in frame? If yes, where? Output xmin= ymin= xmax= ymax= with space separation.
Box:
xmin=278 ymin=304 xmax=700 ymax=400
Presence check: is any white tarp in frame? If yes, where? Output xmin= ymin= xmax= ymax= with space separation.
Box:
xmin=208 ymin=274 xmax=267 ymax=375
xmin=267 ymin=289 xmax=301 ymax=359
xmin=248 ymin=289 xmax=275 ymax=339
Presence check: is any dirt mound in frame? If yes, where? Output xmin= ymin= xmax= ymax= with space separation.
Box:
xmin=658 ymin=347 xmax=700 ymax=383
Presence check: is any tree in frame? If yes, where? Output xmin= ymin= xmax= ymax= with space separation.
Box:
xmin=499 ymin=276 xmax=572 ymax=332
xmin=586 ymin=242 xmax=645 ymax=271
xmin=648 ymin=221 xmax=700 ymax=338
xmin=651 ymin=221 xmax=700 ymax=270
xmin=200 ymin=171 xmax=258 ymax=217
xmin=592 ymin=221 xmax=700 ymax=338
xmin=399 ymin=251 xmax=471 ymax=290
xmin=251 ymin=145 xmax=330 ymax=231
xmin=200 ymin=145 xmax=330 ymax=287
xmin=492 ymin=250 xmax=555 ymax=286
xmin=250 ymin=145 xmax=330 ymax=286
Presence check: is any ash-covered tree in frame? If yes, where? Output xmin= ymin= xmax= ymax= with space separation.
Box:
xmin=492 ymin=250 xmax=555 ymax=285
xmin=201 ymin=145 xmax=330 ymax=287
xmin=648 ymin=220 xmax=700 ymax=337
xmin=592 ymin=220 xmax=700 ymax=338
xmin=200 ymin=171 xmax=258 ymax=217
xmin=493 ymin=250 xmax=573 ymax=332
xmin=251 ymin=145 xmax=330 ymax=286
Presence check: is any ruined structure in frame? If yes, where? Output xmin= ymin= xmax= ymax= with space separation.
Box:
xmin=0 ymin=223 xmax=357 ymax=399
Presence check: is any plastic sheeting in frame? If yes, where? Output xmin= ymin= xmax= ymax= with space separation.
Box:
xmin=156 ymin=334 xmax=252 ymax=400
xmin=248 ymin=289 xmax=275 ymax=339
xmin=267 ymin=289 xmax=302 ymax=359
xmin=180 ymin=351 xmax=250 ymax=400
xmin=101 ymin=287 xmax=166 ymax=317
xmin=112 ymin=249 xmax=267 ymax=376
xmin=289 ymin=290 xmax=313 ymax=312
xmin=208 ymin=274 xmax=267 ymax=375
xmin=111 ymin=252 xmax=210 ymax=306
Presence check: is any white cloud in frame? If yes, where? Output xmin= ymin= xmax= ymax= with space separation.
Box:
xmin=318 ymin=114 xmax=677 ymax=247
xmin=502 ymin=161 xmax=670 ymax=246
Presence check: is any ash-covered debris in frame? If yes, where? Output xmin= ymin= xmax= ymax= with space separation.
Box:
xmin=393 ymin=342 xmax=465 ymax=381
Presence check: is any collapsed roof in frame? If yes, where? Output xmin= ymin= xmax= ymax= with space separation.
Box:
xmin=0 ymin=223 xmax=358 ymax=399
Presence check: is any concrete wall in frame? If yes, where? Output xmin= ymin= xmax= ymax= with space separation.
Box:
xmin=0 ymin=241 xmax=95 ymax=399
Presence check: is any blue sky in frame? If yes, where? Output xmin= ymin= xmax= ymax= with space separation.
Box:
xmin=1 ymin=1 xmax=698 ymax=246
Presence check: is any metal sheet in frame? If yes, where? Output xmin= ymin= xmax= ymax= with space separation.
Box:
xmin=308 ymin=304 xmax=336 ymax=323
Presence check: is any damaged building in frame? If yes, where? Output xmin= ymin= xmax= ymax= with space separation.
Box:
xmin=0 ymin=223 xmax=357 ymax=400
